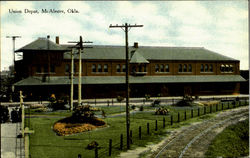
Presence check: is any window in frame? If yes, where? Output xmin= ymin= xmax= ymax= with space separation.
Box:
xmin=205 ymin=64 xmax=208 ymax=72
xmin=104 ymin=64 xmax=108 ymax=72
xmin=209 ymin=64 xmax=213 ymax=72
xmin=92 ymin=64 xmax=96 ymax=72
xmin=122 ymin=65 xmax=126 ymax=72
xmin=200 ymin=64 xmax=204 ymax=72
xmin=132 ymin=66 xmax=136 ymax=73
xmin=98 ymin=64 xmax=102 ymax=72
xmin=116 ymin=64 xmax=121 ymax=72
xmin=50 ymin=65 xmax=55 ymax=73
xmin=139 ymin=65 xmax=142 ymax=72
xmin=225 ymin=65 xmax=229 ymax=72
xmin=188 ymin=64 xmax=192 ymax=72
xmin=36 ymin=66 xmax=41 ymax=73
xmin=160 ymin=64 xmax=164 ymax=72
xmin=44 ymin=65 xmax=48 ymax=73
xmin=178 ymin=64 xmax=182 ymax=72
xmin=183 ymin=64 xmax=187 ymax=72
xmin=165 ymin=64 xmax=169 ymax=72
xmin=229 ymin=65 xmax=233 ymax=72
xmin=220 ymin=64 xmax=225 ymax=72
xmin=144 ymin=65 xmax=147 ymax=72
xmin=155 ymin=64 xmax=159 ymax=72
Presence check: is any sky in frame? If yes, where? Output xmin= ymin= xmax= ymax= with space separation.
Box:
xmin=0 ymin=1 xmax=248 ymax=71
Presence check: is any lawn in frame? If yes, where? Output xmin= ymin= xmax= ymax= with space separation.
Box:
xmin=26 ymin=100 xmax=248 ymax=158
xmin=205 ymin=118 xmax=249 ymax=157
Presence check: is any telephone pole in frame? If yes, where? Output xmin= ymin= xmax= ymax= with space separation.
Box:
xmin=6 ymin=36 xmax=21 ymax=74
xmin=68 ymin=36 xmax=92 ymax=107
xmin=109 ymin=23 xmax=143 ymax=149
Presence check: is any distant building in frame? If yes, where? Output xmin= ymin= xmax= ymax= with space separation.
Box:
xmin=14 ymin=36 xmax=245 ymax=100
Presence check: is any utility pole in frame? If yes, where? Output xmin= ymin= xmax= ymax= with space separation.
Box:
xmin=6 ymin=36 xmax=21 ymax=74
xmin=68 ymin=36 xmax=92 ymax=107
xmin=70 ymin=48 xmax=75 ymax=111
xmin=109 ymin=23 xmax=143 ymax=149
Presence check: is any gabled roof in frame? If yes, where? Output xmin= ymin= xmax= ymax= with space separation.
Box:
xmin=63 ymin=45 xmax=238 ymax=61
xmin=15 ymin=38 xmax=69 ymax=52
xmin=130 ymin=51 xmax=149 ymax=64
xmin=14 ymin=75 xmax=245 ymax=86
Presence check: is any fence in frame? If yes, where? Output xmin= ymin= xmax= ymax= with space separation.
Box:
xmin=76 ymin=97 xmax=249 ymax=158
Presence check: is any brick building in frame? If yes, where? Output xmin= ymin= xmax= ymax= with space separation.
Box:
xmin=14 ymin=36 xmax=245 ymax=100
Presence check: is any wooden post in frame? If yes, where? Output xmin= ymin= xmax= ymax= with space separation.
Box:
xmin=95 ymin=147 xmax=98 ymax=158
xmin=107 ymin=100 xmax=110 ymax=107
xmin=155 ymin=120 xmax=158 ymax=131
xmin=184 ymin=111 xmax=186 ymax=120
xmin=78 ymin=45 xmax=82 ymax=106
xmin=147 ymin=123 xmax=149 ymax=135
xmin=191 ymin=109 xmax=193 ymax=118
xmin=139 ymin=126 xmax=142 ymax=139
xmin=70 ymin=48 xmax=74 ymax=112
xmin=24 ymin=127 xmax=34 ymax=158
xmin=178 ymin=112 xmax=180 ymax=122
xmin=120 ymin=134 xmax=123 ymax=150
xmin=130 ymin=130 xmax=133 ymax=144
xmin=171 ymin=115 xmax=173 ymax=125
xmin=95 ymin=98 xmax=96 ymax=105
xmin=222 ymin=103 xmax=224 ymax=110
xmin=112 ymin=99 xmax=113 ymax=105
xmin=163 ymin=117 xmax=165 ymax=128
xmin=109 ymin=139 xmax=112 ymax=156
xmin=20 ymin=91 xmax=25 ymax=137
xmin=198 ymin=108 xmax=200 ymax=116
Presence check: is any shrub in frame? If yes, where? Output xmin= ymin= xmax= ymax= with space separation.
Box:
xmin=176 ymin=95 xmax=194 ymax=106
xmin=139 ymin=105 xmax=144 ymax=111
xmin=131 ymin=105 xmax=136 ymax=110
xmin=0 ymin=106 xmax=9 ymax=123
xmin=87 ymin=141 xmax=99 ymax=150
xmin=152 ymin=100 xmax=161 ymax=107
xmin=116 ymin=96 xmax=124 ymax=103
xmin=155 ymin=107 xmax=170 ymax=115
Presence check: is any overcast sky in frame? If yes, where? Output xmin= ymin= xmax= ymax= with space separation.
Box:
xmin=1 ymin=1 xmax=248 ymax=71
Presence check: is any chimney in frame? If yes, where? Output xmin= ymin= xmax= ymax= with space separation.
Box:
xmin=134 ymin=42 xmax=138 ymax=48
xmin=56 ymin=36 xmax=59 ymax=44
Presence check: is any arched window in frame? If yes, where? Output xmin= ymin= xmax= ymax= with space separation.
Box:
xmin=98 ymin=64 xmax=102 ymax=72
xmin=220 ymin=64 xmax=225 ymax=72
xmin=160 ymin=64 xmax=164 ymax=72
xmin=188 ymin=64 xmax=192 ymax=72
xmin=165 ymin=64 xmax=169 ymax=72
xmin=104 ymin=64 xmax=108 ymax=72
xmin=225 ymin=65 xmax=229 ymax=72
xmin=229 ymin=65 xmax=234 ymax=72
xmin=116 ymin=64 xmax=121 ymax=72
xmin=92 ymin=64 xmax=96 ymax=72
xmin=155 ymin=64 xmax=159 ymax=72
xmin=200 ymin=64 xmax=204 ymax=72
xmin=205 ymin=64 xmax=208 ymax=72
xmin=178 ymin=64 xmax=182 ymax=72
xmin=183 ymin=64 xmax=187 ymax=72
xmin=209 ymin=64 xmax=213 ymax=72
xmin=122 ymin=65 xmax=126 ymax=72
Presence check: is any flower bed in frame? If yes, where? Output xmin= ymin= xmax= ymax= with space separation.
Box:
xmin=53 ymin=117 xmax=106 ymax=136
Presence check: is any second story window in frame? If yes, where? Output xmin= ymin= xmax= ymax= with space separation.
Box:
xmin=188 ymin=64 xmax=192 ymax=72
xmin=104 ymin=64 xmax=108 ymax=72
xmin=92 ymin=64 xmax=96 ymax=73
xmin=205 ymin=64 xmax=208 ymax=72
xmin=116 ymin=64 xmax=121 ymax=72
xmin=200 ymin=64 xmax=204 ymax=72
xmin=122 ymin=65 xmax=126 ymax=72
xmin=183 ymin=64 xmax=187 ymax=72
xmin=229 ymin=65 xmax=234 ymax=72
xmin=165 ymin=64 xmax=169 ymax=72
xmin=209 ymin=64 xmax=213 ymax=72
xmin=160 ymin=64 xmax=164 ymax=72
xmin=178 ymin=64 xmax=182 ymax=72
xmin=98 ymin=64 xmax=102 ymax=72
xmin=220 ymin=64 xmax=225 ymax=72
xmin=155 ymin=64 xmax=159 ymax=72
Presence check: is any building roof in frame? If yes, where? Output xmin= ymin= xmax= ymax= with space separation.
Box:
xmin=14 ymin=75 xmax=245 ymax=86
xmin=15 ymin=38 xmax=69 ymax=52
xmin=63 ymin=45 xmax=238 ymax=61
xmin=130 ymin=51 xmax=149 ymax=64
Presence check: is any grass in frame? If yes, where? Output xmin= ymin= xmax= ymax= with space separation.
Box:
xmin=26 ymin=100 xmax=248 ymax=158
xmin=205 ymin=118 xmax=249 ymax=158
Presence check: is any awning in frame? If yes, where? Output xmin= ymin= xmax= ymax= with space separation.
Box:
xmin=14 ymin=75 xmax=246 ymax=86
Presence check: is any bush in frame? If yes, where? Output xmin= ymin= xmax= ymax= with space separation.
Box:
xmin=131 ymin=105 xmax=136 ymax=110
xmin=0 ymin=106 xmax=9 ymax=123
xmin=176 ymin=96 xmax=194 ymax=106
xmin=152 ymin=100 xmax=161 ymax=107
xmin=87 ymin=141 xmax=99 ymax=150
xmin=139 ymin=105 xmax=144 ymax=111
xmin=155 ymin=107 xmax=170 ymax=115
